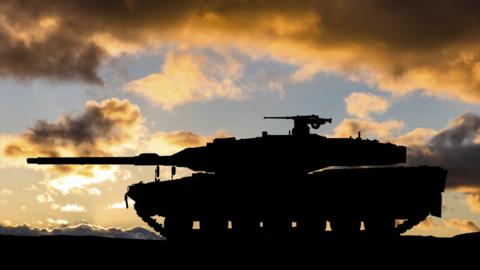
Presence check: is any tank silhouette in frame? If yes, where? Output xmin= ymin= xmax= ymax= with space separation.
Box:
xmin=27 ymin=115 xmax=447 ymax=240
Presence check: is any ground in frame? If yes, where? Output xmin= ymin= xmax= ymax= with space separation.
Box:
xmin=2 ymin=232 xmax=478 ymax=262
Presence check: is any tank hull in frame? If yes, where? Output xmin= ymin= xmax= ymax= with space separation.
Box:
xmin=127 ymin=166 xmax=446 ymax=239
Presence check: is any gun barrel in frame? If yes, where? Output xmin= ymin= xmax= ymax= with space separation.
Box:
xmin=27 ymin=153 xmax=173 ymax=166
xmin=264 ymin=116 xmax=293 ymax=119
xmin=322 ymin=118 xmax=332 ymax=123
xmin=264 ymin=115 xmax=322 ymax=120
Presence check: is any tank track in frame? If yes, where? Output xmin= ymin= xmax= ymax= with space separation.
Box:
xmin=394 ymin=215 xmax=428 ymax=235
xmin=138 ymin=213 xmax=167 ymax=236
xmin=134 ymin=204 xmax=167 ymax=236
xmin=134 ymin=206 xmax=428 ymax=239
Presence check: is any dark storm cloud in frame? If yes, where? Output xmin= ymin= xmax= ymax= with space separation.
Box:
xmin=2 ymin=98 xmax=143 ymax=174
xmin=0 ymin=1 xmax=107 ymax=84
xmin=0 ymin=223 xmax=163 ymax=240
xmin=2 ymin=0 xmax=480 ymax=102
xmin=429 ymin=113 xmax=480 ymax=147
xmin=25 ymin=99 xmax=141 ymax=148
xmin=408 ymin=113 xmax=480 ymax=189
xmin=0 ymin=0 xmax=199 ymax=84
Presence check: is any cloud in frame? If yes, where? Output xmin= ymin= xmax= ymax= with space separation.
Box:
xmin=416 ymin=216 xmax=437 ymax=229
xmin=60 ymin=203 xmax=86 ymax=213
xmin=392 ymin=128 xmax=438 ymax=146
xmin=0 ymin=188 xmax=13 ymax=197
xmin=1 ymin=97 xmax=224 ymax=195
xmin=331 ymin=80 xmax=403 ymax=142
xmin=333 ymin=118 xmax=404 ymax=141
xmin=2 ymin=1 xmax=480 ymax=104
xmin=2 ymin=220 xmax=12 ymax=226
xmin=125 ymin=50 xmax=245 ymax=110
xmin=87 ymin=187 xmax=101 ymax=196
xmin=45 ymin=166 xmax=127 ymax=195
xmin=0 ymin=223 xmax=163 ymax=240
xmin=3 ymin=98 xmax=144 ymax=161
xmin=345 ymin=92 xmax=390 ymax=118
xmin=0 ymin=189 xmax=10 ymax=204
xmin=35 ymin=193 xmax=63 ymax=211
xmin=407 ymin=112 xmax=480 ymax=189
xmin=2 ymin=98 xmax=145 ymax=194
xmin=106 ymin=202 xmax=126 ymax=210
xmin=335 ymin=103 xmax=480 ymax=199
xmin=444 ymin=219 xmax=480 ymax=233
xmin=46 ymin=218 xmax=69 ymax=226
xmin=466 ymin=193 xmax=480 ymax=213
xmin=106 ymin=200 xmax=132 ymax=210
xmin=36 ymin=193 xmax=85 ymax=213
xmin=0 ymin=13 xmax=104 ymax=84
xmin=395 ymin=113 xmax=480 ymax=213
xmin=36 ymin=193 xmax=54 ymax=204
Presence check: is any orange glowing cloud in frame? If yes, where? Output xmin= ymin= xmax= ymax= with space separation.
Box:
xmin=345 ymin=92 xmax=390 ymax=119
xmin=3 ymin=1 xmax=480 ymax=104
xmin=444 ymin=219 xmax=480 ymax=233
xmin=125 ymin=50 xmax=245 ymax=110
xmin=333 ymin=118 xmax=404 ymax=141
xmin=392 ymin=128 xmax=438 ymax=147
xmin=2 ymin=98 xmax=145 ymax=166
xmin=466 ymin=193 xmax=480 ymax=213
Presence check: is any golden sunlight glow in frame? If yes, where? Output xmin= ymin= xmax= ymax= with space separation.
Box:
xmin=392 ymin=128 xmax=438 ymax=146
xmin=60 ymin=203 xmax=86 ymax=213
xmin=333 ymin=118 xmax=405 ymax=140
xmin=46 ymin=218 xmax=69 ymax=226
xmin=0 ymin=16 xmax=59 ymax=45
xmin=45 ymin=166 xmax=124 ymax=195
xmin=125 ymin=50 xmax=245 ymax=110
xmin=467 ymin=194 xmax=480 ymax=213
xmin=91 ymin=33 xmax=143 ymax=57
xmin=345 ymin=92 xmax=390 ymax=119
xmin=444 ymin=219 xmax=480 ymax=233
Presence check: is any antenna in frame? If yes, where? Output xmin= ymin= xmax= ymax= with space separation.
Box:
xmin=155 ymin=165 xmax=160 ymax=182
xmin=171 ymin=166 xmax=176 ymax=180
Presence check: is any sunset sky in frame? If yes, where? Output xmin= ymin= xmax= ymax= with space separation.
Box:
xmin=1 ymin=0 xmax=480 ymax=237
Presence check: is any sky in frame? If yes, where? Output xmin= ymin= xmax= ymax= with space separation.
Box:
xmin=1 ymin=0 xmax=480 ymax=238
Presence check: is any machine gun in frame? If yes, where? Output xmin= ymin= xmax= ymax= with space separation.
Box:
xmin=264 ymin=115 xmax=332 ymax=136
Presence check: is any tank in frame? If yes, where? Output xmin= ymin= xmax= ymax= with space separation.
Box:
xmin=27 ymin=115 xmax=447 ymax=240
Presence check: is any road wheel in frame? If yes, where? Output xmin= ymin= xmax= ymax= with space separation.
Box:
xmin=164 ymin=215 xmax=193 ymax=241
xmin=263 ymin=214 xmax=292 ymax=239
xmin=330 ymin=216 xmax=361 ymax=237
xmin=232 ymin=216 xmax=259 ymax=240
xmin=364 ymin=216 xmax=396 ymax=238
xmin=200 ymin=215 xmax=228 ymax=240
xmin=297 ymin=215 xmax=327 ymax=239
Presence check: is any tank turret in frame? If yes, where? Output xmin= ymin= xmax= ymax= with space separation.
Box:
xmin=27 ymin=115 xmax=446 ymax=240
xmin=28 ymin=115 xmax=406 ymax=174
